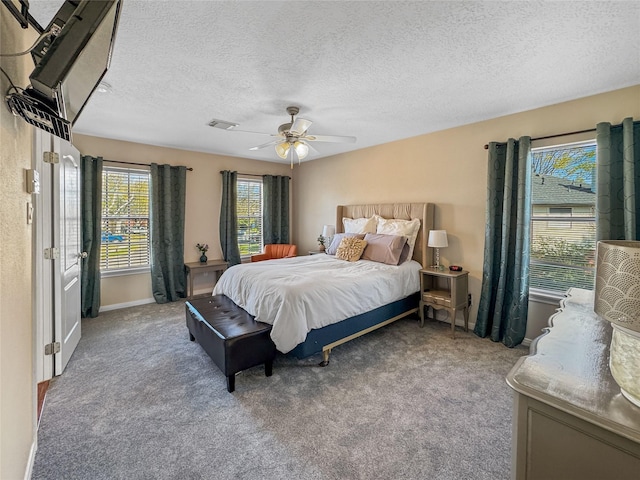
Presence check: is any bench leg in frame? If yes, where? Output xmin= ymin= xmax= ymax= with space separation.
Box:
xmin=265 ymin=360 xmax=273 ymax=377
xmin=226 ymin=374 xmax=235 ymax=393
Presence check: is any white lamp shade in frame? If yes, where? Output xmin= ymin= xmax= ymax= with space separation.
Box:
xmin=428 ymin=230 xmax=448 ymax=248
xmin=594 ymin=240 xmax=640 ymax=332
xmin=322 ymin=225 xmax=335 ymax=238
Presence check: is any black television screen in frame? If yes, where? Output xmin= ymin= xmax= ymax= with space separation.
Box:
xmin=6 ymin=0 xmax=122 ymax=140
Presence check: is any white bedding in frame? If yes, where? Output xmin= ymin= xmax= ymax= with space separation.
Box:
xmin=212 ymin=254 xmax=421 ymax=353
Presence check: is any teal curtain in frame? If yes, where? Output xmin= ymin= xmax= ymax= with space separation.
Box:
xmin=80 ymin=155 xmax=103 ymax=318
xmin=150 ymin=163 xmax=187 ymax=303
xmin=596 ymin=117 xmax=640 ymax=241
xmin=262 ymin=175 xmax=290 ymax=244
xmin=220 ymin=170 xmax=241 ymax=266
xmin=475 ymin=137 xmax=532 ymax=347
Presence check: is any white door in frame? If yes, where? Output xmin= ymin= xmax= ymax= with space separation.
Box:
xmin=53 ymin=138 xmax=82 ymax=374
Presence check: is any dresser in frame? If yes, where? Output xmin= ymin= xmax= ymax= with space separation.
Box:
xmin=506 ymin=288 xmax=640 ymax=480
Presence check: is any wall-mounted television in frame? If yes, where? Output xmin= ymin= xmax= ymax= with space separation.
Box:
xmin=6 ymin=0 xmax=123 ymax=141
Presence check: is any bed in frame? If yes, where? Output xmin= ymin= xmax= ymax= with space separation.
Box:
xmin=213 ymin=203 xmax=435 ymax=365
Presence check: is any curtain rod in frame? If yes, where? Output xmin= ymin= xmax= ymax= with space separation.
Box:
xmin=220 ymin=171 xmax=291 ymax=179
xmin=104 ymin=159 xmax=193 ymax=171
xmin=483 ymin=127 xmax=596 ymax=150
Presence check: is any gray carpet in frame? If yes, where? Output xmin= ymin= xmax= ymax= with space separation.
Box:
xmin=32 ymin=300 xmax=528 ymax=480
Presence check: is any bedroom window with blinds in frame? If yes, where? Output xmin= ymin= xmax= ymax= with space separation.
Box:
xmin=529 ymin=141 xmax=596 ymax=294
xmin=100 ymin=166 xmax=151 ymax=273
xmin=237 ymin=177 xmax=263 ymax=258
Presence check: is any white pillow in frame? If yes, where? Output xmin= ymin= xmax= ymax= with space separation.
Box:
xmin=376 ymin=217 xmax=421 ymax=263
xmin=342 ymin=216 xmax=378 ymax=234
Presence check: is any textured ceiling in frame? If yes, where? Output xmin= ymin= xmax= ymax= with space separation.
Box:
xmin=27 ymin=0 xmax=640 ymax=164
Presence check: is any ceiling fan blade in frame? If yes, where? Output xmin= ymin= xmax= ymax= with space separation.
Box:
xmin=307 ymin=143 xmax=320 ymax=155
xmin=304 ymin=134 xmax=356 ymax=144
xmin=249 ymin=140 xmax=279 ymax=151
xmin=289 ymin=118 xmax=312 ymax=136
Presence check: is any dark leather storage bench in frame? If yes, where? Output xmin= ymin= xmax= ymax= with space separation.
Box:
xmin=185 ymin=295 xmax=276 ymax=392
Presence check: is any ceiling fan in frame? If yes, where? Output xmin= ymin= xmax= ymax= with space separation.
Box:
xmin=223 ymin=106 xmax=356 ymax=168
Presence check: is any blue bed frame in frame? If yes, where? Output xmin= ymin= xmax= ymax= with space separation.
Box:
xmin=288 ymin=293 xmax=420 ymax=364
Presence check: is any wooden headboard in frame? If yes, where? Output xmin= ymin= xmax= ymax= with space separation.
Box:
xmin=336 ymin=203 xmax=435 ymax=268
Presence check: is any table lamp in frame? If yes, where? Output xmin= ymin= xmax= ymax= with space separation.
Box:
xmin=428 ymin=230 xmax=448 ymax=269
xmin=594 ymin=240 xmax=640 ymax=407
xmin=322 ymin=224 xmax=335 ymax=248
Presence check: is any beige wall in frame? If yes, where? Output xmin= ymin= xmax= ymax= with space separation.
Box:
xmin=0 ymin=9 xmax=37 ymax=479
xmin=292 ymin=85 xmax=640 ymax=339
xmin=73 ymin=135 xmax=292 ymax=307
xmin=79 ymin=86 xmax=640 ymax=330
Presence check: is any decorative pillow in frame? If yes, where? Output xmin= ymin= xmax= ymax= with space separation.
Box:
xmin=326 ymin=233 xmax=365 ymax=255
xmin=361 ymin=233 xmax=408 ymax=265
xmin=335 ymin=237 xmax=368 ymax=262
xmin=342 ymin=216 xmax=378 ymax=234
xmin=376 ymin=217 xmax=421 ymax=263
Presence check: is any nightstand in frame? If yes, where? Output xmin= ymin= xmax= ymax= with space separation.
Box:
xmin=309 ymin=250 xmax=326 ymax=255
xmin=419 ymin=268 xmax=469 ymax=338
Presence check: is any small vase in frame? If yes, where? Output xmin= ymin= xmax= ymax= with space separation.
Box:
xmin=318 ymin=245 xmax=325 ymax=252
xmin=199 ymin=254 xmax=207 ymax=263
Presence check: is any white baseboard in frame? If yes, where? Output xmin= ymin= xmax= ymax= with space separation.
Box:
xmin=522 ymin=337 xmax=532 ymax=347
xmin=100 ymin=297 xmax=156 ymax=312
xmin=24 ymin=437 xmax=37 ymax=480
xmin=193 ymin=288 xmax=214 ymax=298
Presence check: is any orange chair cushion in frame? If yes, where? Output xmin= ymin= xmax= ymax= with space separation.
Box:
xmin=251 ymin=244 xmax=297 ymax=262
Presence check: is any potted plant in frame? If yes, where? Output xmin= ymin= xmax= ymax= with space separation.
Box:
xmin=196 ymin=243 xmax=209 ymax=263
xmin=317 ymin=235 xmax=326 ymax=252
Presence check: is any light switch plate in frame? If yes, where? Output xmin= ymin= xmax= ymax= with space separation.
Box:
xmin=26 ymin=169 xmax=40 ymax=194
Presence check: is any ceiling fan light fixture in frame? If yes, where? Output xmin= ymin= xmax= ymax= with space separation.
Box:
xmin=275 ymin=141 xmax=290 ymax=159
xmin=293 ymin=141 xmax=309 ymax=160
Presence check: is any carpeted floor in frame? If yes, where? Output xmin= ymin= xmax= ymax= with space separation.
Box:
xmin=32 ymin=300 xmax=528 ymax=480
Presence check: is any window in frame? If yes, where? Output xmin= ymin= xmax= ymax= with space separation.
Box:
xmin=547 ymin=207 xmax=572 ymax=229
xmin=101 ymin=167 xmax=150 ymax=273
xmin=530 ymin=141 xmax=596 ymax=294
xmin=236 ymin=177 xmax=263 ymax=258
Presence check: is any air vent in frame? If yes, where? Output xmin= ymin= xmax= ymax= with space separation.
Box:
xmin=208 ymin=119 xmax=238 ymax=130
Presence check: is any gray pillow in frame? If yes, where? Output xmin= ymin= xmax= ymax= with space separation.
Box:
xmin=361 ymin=233 xmax=408 ymax=265
xmin=326 ymin=233 xmax=365 ymax=255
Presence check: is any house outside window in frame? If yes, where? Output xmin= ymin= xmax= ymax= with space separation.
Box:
xmin=237 ymin=177 xmax=263 ymax=259
xmin=530 ymin=141 xmax=596 ymax=294
xmin=101 ymin=166 xmax=151 ymax=274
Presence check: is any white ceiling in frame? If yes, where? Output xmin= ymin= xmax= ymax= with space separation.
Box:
xmin=27 ymin=0 xmax=640 ymax=164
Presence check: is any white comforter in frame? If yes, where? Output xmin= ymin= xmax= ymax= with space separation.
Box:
xmin=212 ymin=254 xmax=421 ymax=353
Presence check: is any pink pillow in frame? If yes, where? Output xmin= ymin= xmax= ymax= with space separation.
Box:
xmin=361 ymin=233 xmax=408 ymax=265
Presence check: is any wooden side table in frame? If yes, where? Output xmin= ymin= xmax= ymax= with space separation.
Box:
xmin=184 ymin=260 xmax=228 ymax=299
xmin=419 ymin=268 xmax=469 ymax=337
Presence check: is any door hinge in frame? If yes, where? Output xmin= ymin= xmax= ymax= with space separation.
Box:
xmin=44 ymin=342 xmax=61 ymax=355
xmin=43 ymin=151 xmax=59 ymax=164
xmin=44 ymin=247 xmax=59 ymax=260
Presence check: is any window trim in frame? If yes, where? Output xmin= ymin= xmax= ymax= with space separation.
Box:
xmin=100 ymin=165 xmax=151 ymax=275
xmin=236 ymin=176 xmax=263 ymax=261
xmin=529 ymin=140 xmax=596 ymax=295
xmin=100 ymin=265 xmax=150 ymax=278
